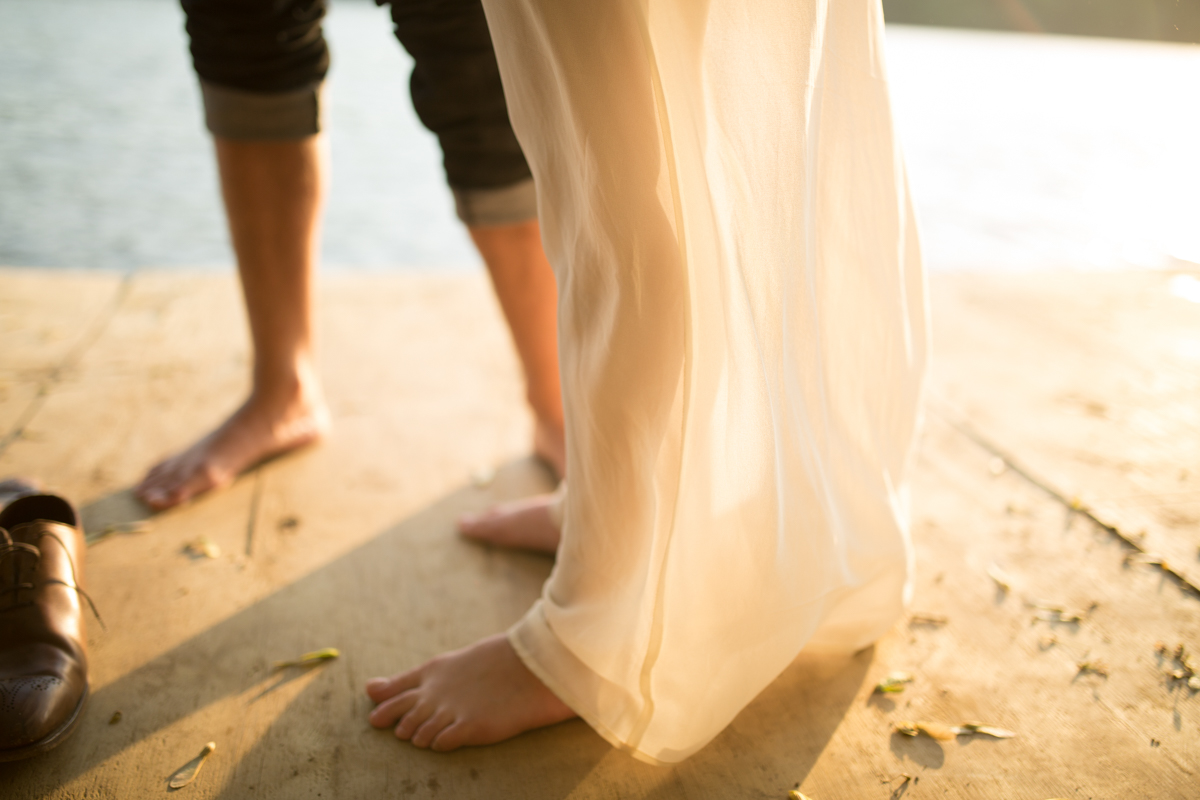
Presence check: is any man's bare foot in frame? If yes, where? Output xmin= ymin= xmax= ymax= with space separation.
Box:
xmin=533 ymin=418 xmax=566 ymax=479
xmin=135 ymin=386 xmax=329 ymax=511
xmin=458 ymin=492 xmax=561 ymax=554
xmin=366 ymin=633 xmax=575 ymax=751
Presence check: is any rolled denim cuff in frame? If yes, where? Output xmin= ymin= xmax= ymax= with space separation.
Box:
xmin=200 ymin=79 xmax=325 ymax=140
xmin=452 ymin=178 xmax=538 ymax=227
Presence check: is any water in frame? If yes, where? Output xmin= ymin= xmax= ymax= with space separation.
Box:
xmin=888 ymin=25 xmax=1200 ymax=271
xmin=0 ymin=0 xmax=476 ymax=271
xmin=1 ymin=0 xmax=1198 ymax=273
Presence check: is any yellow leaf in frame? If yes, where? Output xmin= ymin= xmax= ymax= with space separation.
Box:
xmin=875 ymin=672 xmax=914 ymax=693
xmin=272 ymin=647 xmax=341 ymax=670
xmin=787 ymin=791 xmax=814 ymax=800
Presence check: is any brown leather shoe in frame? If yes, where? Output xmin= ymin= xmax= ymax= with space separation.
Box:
xmin=0 ymin=493 xmax=92 ymax=761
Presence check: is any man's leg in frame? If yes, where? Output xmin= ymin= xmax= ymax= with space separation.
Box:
xmin=468 ymin=220 xmax=563 ymax=476
xmin=137 ymin=0 xmax=332 ymax=510
xmin=136 ymin=136 xmax=329 ymax=510
xmin=385 ymin=0 xmax=565 ymax=549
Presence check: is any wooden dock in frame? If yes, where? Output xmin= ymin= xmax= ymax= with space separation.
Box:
xmin=1 ymin=268 xmax=1196 ymax=798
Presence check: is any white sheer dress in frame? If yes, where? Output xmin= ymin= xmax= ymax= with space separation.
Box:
xmin=482 ymin=0 xmax=928 ymax=764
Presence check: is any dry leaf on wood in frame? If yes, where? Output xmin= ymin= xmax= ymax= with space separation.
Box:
xmin=272 ymin=647 xmax=340 ymax=670
xmin=875 ymin=672 xmax=914 ymax=693
xmin=952 ymin=721 xmax=1015 ymax=738
xmin=987 ymin=563 xmax=1012 ymax=592
xmin=897 ymin=720 xmax=1013 ymax=740
xmin=183 ymin=536 xmax=221 ymax=559
xmin=1033 ymin=610 xmax=1083 ymax=624
xmin=90 ymin=520 xmax=151 ymax=543
xmin=168 ymin=742 xmax=216 ymax=789
xmin=895 ymin=720 xmax=956 ymax=741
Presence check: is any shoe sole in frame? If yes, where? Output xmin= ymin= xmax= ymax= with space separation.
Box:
xmin=0 ymin=682 xmax=89 ymax=762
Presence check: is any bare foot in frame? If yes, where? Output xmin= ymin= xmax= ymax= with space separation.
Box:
xmin=366 ymin=633 xmax=575 ymax=751
xmin=457 ymin=492 xmax=561 ymax=554
xmin=135 ymin=386 xmax=329 ymax=511
xmin=533 ymin=418 xmax=566 ymax=480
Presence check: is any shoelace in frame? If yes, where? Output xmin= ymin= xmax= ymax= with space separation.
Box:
xmin=0 ymin=525 xmax=105 ymax=629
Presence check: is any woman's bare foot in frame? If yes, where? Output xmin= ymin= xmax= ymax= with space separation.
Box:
xmin=135 ymin=384 xmax=329 ymax=511
xmin=457 ymin=492 xmax=561 ymax=554
xmin=366 ymin=633 xmax=575 ymax=751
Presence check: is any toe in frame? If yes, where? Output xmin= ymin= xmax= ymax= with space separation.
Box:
xmin=135 ymin=467 xmax=170 ymax=501
xmin=410 ymin=709 xmax=454 ymax=749
xmin=394 ymin=701 xmax=435 ymax=741
xmin=144 ymin=483 xmax=184 ymax=511
xmin=430 ymin=721 xmax=468 ymax=752
xmin=137 ymin=484 xmax=171 ymax=510
xmin=368 ymin=689 xmax=419 ymax=729
xmin=366 ymin=668 xmax=422 ymax=703
xmin=155 ymin=465 xmax=226 ymax=510
xmin=457 ymin=509 xmax=499 ymax=537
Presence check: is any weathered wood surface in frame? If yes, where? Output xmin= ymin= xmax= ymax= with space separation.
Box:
xmin=930 ymin=271 xmax=1200 ymax=590
xmin=0 ymin=268 xmax=1196 ymax=799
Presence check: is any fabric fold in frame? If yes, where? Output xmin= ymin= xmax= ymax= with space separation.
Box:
xmin=486 ymin=0 xmax=928 ymax=762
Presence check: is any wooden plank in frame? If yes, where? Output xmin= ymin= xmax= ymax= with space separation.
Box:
xmin=930 ymin=271 xmax=1200 ymax=589
xmin=0 ymin=268 xmax=124 ymax=440
xmin=0 ymin=272 xmax=251 ymax=512
xmin=1 ymin=271 xmax=1196 ymax=798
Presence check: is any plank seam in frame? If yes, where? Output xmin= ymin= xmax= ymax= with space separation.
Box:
xmin=0 ymin=273 xmax=134 ymax=459
xmin=929 ymin=394 xmax=1200 ymax=598
xmin=245 ymin=470 xmax=263 ymax=557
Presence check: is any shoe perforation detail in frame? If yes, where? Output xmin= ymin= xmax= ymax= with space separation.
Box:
xmin=0 ymin=676 xmax=65 ymax=711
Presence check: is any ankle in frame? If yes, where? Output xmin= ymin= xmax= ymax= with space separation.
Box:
xmin=249 ymin=360 xmax=325 ymax=415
